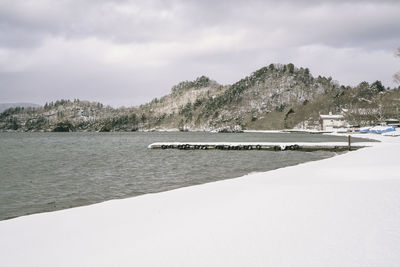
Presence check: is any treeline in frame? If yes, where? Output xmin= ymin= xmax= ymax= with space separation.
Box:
xmin=43 ymin=99 xmax=104 ymax=110
xmin=171 ymin=76 xmax=214 ymax=95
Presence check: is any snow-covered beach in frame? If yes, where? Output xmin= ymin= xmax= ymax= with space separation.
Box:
xmin=1 ymin=133 xmax=399 ymax=267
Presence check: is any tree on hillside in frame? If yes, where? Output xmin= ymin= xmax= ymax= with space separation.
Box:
xmin=370 ymin=80 xmax=385 ymax=92
xmin=395 ymin=47 xmax=400 ymax=83
xmin=287 ymin=63 xmax=295 ymax=74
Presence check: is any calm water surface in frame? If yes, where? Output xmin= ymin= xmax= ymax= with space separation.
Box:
xmin=0 ymin=132 xmax=369 ymax=220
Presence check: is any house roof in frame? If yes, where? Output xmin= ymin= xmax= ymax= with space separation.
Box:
xmin=320 ymin=114 xmax=344 ymax=119
xmin=385 ymin=118 xmax=399 ymax=122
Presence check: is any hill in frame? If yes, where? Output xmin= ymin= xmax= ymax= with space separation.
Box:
xmin=141 ymin=64 xmax=400 ymax=131
xmin=0 ymin=100 xmax=138 ymax=132
xmin=1 ymin=63 xmax=399 ymax=132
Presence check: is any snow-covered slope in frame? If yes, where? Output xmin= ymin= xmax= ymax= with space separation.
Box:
xmin=1 ymin=134 xmax=400 ymax=267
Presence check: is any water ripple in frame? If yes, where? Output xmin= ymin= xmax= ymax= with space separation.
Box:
xmin=0 ymin=131 xmax=364 ymax=220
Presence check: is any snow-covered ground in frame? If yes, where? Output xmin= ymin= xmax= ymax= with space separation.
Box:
xmin=1 ymin=134 xmax=400 ymax=267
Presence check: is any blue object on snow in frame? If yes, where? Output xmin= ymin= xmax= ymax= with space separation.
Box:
xmin=359 ymin=127 xmax=371 ymax=133
xmin=369 ymin=126 xmax=396 ymax=134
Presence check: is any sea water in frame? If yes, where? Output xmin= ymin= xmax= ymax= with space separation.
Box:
xmin=0 ymin=131 xmax=369 ymax=220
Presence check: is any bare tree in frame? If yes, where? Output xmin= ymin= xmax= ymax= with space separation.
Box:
xmin=395 ymin=48 xmax=400 ymax=84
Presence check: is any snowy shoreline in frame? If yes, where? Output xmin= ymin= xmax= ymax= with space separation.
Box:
xmin=1 ymin=133 xmax=399 ymax=266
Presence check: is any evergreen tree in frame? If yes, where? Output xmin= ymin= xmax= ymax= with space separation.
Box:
xmin=370 ymin=81 xmax=385 ymax=92
xmin=287 ymin=63 xmax=295 ymax=74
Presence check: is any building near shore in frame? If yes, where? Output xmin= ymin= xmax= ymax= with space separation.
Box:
xmin=384 ymin=118 xmax=400 ymax=127
xmin=319 ymin=112 xmax=349 ymax=131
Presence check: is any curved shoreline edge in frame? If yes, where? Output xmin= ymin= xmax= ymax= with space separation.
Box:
xmin=0 ymin=133 xmax=399 ymax=267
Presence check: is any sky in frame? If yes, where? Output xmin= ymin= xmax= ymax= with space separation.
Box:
xmin=0 ymin=0 xmax=399 ymax=107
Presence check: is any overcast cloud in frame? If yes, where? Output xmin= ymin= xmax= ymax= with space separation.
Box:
xmin=0 ymin=0 xmax=399 ymax=107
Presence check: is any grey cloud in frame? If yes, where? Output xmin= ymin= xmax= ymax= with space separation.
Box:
xmin=0 ymin=0 xmax=190 ymax=46
xmin=1 ymin=0 xmax=399 ymax=48
xmin=0 ymin=0 xmax=399 ymax=106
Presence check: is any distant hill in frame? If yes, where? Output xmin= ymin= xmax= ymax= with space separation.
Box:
xmin=0 ymin=103 xmax=40 ymax=113
xmin=1 ymin=63 xmax=400 ymax=132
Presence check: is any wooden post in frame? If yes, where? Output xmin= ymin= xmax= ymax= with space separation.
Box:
xmin=348 ymin=135 xmax=351 ymax=151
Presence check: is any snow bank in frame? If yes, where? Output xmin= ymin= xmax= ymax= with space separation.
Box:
xmin=1 ymin=134 xmax=400 ymax=267
xmin=382 ymin=128 xmax=400 ymax=136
